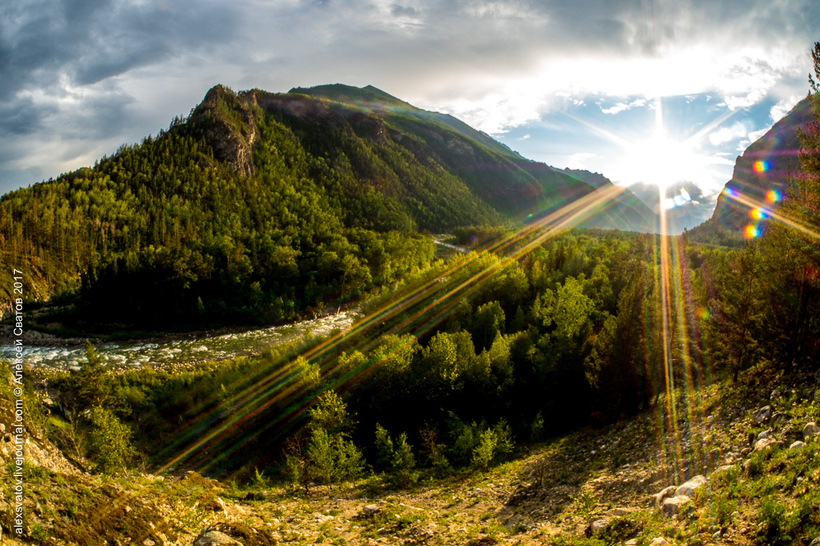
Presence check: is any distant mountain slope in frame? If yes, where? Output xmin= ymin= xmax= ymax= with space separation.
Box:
xmin=559 ymin=168 xmax=658 ymax=230
xmin=0 ymin=83 xmax=654 ymax=325
xmin=689 ymin=96 xmax=815 ymax=243
xmin=276 ymin=84 xmax=654 ymax=230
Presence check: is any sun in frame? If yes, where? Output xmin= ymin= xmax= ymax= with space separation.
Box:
xmin=617 ymin=133 xmax=703 ymax=192
xmin=594 ymin=97 xmax=733 ymax=198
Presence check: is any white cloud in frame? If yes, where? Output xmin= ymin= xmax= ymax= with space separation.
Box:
xmin=601 ymin=98 xmax=646 ymax=115
xmin=708 ymin=122 xmax=749 ymax=145
xmin=566 ymin=152 xmax=597 ymax=169
xmin=770 ymin=95 xmax=802 ymax=122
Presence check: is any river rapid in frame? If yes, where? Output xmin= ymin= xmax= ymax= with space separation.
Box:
xmin=0 ymin=311 xmax=356 ymax=370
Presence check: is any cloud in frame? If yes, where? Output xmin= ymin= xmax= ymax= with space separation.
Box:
xmin=770 ymin=95 xmax=802 ymax=122
xmin=566 ymin=152 xmax=597 ymax=169
xmin=0 ymin=0 xmax=818 ymax=194
xmin=708 ymin=122 xmax=749 ymax=145
xmin=600 ymin=98 xmax=646 ymax=115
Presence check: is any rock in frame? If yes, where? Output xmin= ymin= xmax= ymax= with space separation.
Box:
xmin=362 ymin=504 xmax=381 ymax=518
xmin=754 ymin=406 xmax=773 ymax=424
xmin=771 ymin=412 xmax=788 ymax=426
xmin=805 ymin=422 xmax=820 ymax=440
xmin=653 ymin=486 xmax=678 ymax=508
xmin=757 ymin=430 xmax=771 ymax=440
xmin=754 ymin=438 xmax=782 ymax=452
xmin=586 ymin=517 xmax=608 ymax=537
xmin=675 ymin=475 xmax=707 ymax=497
xmin=771 ymin=388 xmax=782 ymax=400
xmin=205 ymin=497 xmax=225 ymax=511
xmin=649 ymin=538 xmax=670 ymax=545
xmin=809 ymin=536 xmax=820 ymax=546
xmin=661 ymin=495 xmax=691 ymax=518
xmin=193 ymin=531 xmax=242 ymax=546
xmin=790 ymin=441 xmax=806 ymax=450
xmin=814 ymin=368 xmax=820 ymax=385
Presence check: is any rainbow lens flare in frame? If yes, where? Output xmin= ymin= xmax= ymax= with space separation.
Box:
xmin=744 ymin=224 xmax=760 ymax=238
xmin=722 ymin=186 xmax=737 ymax=197
xmin=750 ymin=208 xmax=768 ymax=220
xmin=753 ymin=160 xmax=770 ymax=173
xmin=766 ymin=190 xmax=781 ymax=203
xmin=698 ymin=307 xmax=710 ymax=320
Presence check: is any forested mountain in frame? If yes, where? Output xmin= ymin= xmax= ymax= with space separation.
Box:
xmin=0 ymin=83 xmax=653 ymax=328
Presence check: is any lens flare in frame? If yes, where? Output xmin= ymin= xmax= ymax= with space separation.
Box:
xmin=750 ymin=208 xmax=768 ymax=220
xmin=722 ymin=186 xmax=737 ymax=197
xmin=766 ymin=190 xmax=781 ymax=203
xmin=752 ymin=160 xmax=770 ymax=173
xmin=744 ymin=224 xmax=760 ymax=239
xmin=698 ymin=307 xmax=710 ymax=320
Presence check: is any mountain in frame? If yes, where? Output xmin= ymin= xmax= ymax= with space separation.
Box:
xmin=0 ymin=83 xmax=653 ymax=326
xmin=689 ymin=96 xmax=816 ymax=243
xmin=558 ymin=168 xmax=658 ymax=230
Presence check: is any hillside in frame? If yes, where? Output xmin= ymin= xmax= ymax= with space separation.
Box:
xmin=0 ymin=84 xmax=653 ymax=328
xmin=3 ymin=349 xmax=820 ymax=545
xmin=689 ymin=96 xmax=816 ymax=244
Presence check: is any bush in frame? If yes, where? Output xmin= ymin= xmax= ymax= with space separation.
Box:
xmin=87 ymin=406 xmax=136 ymax=474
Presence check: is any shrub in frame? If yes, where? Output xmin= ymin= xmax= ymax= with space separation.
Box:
xmin=88 ymin=406 xmax=136 ymax=474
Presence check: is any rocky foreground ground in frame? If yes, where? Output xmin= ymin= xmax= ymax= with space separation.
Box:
xmin=1 ymin=362 xmax=819 ymax=545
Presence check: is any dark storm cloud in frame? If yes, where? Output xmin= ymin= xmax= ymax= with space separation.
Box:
xmin=0 ymin=0 xmax=240 ymax=101
xmin=0 ymin=97 xmax=58 ymax=136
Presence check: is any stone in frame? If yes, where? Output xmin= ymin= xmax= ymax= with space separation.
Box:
xmin=661 ymin=495 xmax=691 ymax=518
xmin=805 ymin=422 xmax=820 ymax=440
xmin=814 ymin=368 xmax=820 ymax=385
xmin=193 ymin=531 xmax=242 ymax=546
xmin=754 ymin=406 xmax=773 ymax=424
xmin=653 ymin=486 xmax=678 ymax=508
xmin=790 ymin=441 xmax=806 ymax=450
xmin=649 ymin=538 xmax=670 ymax=545
xmin=754 ymin=438 xmax=782 ymax=452
xmin=771 ymin=388 xmax=782 ymax=400
xmin=757 ymin=430 xmax=771 ymax=440
xmin=362 ymin=504 xmax=381 ymax=518
xmin=675 ymin=475 xmax=707 ymax=497
xmin=809 ymin=536 xmax=820 ymax=546
xmin=586 ymin=517 xmax=608 ymax=537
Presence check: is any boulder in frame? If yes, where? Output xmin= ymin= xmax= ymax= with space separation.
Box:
xmin=653 ymin=486 xmax=678 ymax=508
xmin=790 ymin=441 xmax=806 ymax=450
xmin=809 ymin=536 xmax=820 ymax=546
xmin=192 ymin=531 xmax=242 ymax=546
xmin=649 ymin=537 xmax=671 ymax=545
xmin=675 ymin=475 xmax=707 ymax=497
xmin=362 ymin=504 xmax=381 ymax=518
xmin=754 ymin=438 xmax=782 ymax=452
xmin=757 ymin=430 xmax=771 ymax=440
xmin=805 ymin=422 xmax=820 ymax=440
xmin=661 ymin=495 xmax=691 ymax=518
xmin=754 ymin=406 xmax=773 ymax=424
xmin=586 ymin=517 xmax=608 ymax=537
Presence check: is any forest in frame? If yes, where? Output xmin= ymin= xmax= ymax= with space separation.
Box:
xmin=2 ymin=47 xmax=820 ymax=498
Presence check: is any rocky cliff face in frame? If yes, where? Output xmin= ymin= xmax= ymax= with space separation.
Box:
xmin=711 ymin=96 xmax=816 ymax=232
xmin=190 ymin=85 xmax=260 ymax=178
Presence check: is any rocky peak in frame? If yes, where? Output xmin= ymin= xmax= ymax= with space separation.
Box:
xmin=190 ymin=85 xmax=260 ymax=178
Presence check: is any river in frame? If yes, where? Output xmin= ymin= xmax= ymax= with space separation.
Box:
xmin=0 ymin=310 xmax=357 ymax=370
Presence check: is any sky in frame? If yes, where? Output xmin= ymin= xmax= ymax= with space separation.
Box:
xmin=1 ymin=0 xmax=819 ymax=222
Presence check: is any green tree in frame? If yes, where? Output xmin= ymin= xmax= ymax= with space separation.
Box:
xmin=88 ymin=406 xmax=136 ymax=474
